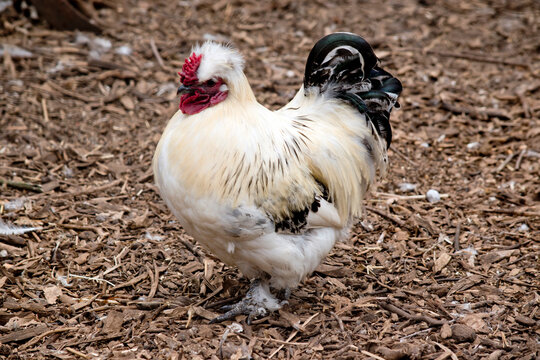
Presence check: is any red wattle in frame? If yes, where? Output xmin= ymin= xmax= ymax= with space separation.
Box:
xmin=179 ymin=90 xmax=228 ymax=115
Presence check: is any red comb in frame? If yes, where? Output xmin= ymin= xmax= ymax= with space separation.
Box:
xmin=179 ymin=53 xmax=202 ymax=86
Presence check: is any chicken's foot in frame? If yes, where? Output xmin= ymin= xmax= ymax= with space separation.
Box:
xmin=210 ymin=279 xmax=282 ymax=324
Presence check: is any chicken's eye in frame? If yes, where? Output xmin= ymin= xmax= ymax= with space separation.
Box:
xmin=206 ymin=79 xmax=216 ymax=87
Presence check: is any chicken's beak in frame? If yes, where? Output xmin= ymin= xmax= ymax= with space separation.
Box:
xmin=177 ymin=84 xmax=191 ymax=95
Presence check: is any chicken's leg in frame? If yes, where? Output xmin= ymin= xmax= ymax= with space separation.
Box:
xmin=210 ymin=279 xmax=283 ymax=324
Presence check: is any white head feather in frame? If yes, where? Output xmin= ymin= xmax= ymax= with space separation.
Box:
xmin=191 ymin=42 xmax=245 ymax=83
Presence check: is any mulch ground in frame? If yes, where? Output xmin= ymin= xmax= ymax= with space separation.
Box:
xmin=1 ymin=0 xmax=539 ymax=359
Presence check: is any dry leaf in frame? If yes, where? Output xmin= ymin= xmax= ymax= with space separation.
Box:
xmin=440 ymin=323 xmax=452 ymax=339
xmin=43 ymin=285 xmax=62 ymax=305
xmin=462 ymin=313 xmax=488 ymax=331
xmin=73 ymin=253 xmax=89 ymax=265
xmin=101 ymin=310 xmax=124 ymax=334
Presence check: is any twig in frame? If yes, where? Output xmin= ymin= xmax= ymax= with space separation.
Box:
xmin=68 ymin=332 xmax=123 ymax=346
xmin=185 ymin=306 xmax=194 ymax=328
xmin=147 ymin=261 xmax=160 ymax=299
xmin=375 ymin=192 xmax=450 ymax=201
xmin=179 ymin=238 xmax=204 ymax=261
xmin=44 ymin=81 xmax=99 ymax=102
xmin=68 ymin=274 xmax=115 ymax=287
xmin=0 ymin=325 xmax=48 ymax=344
xmin=58 ymin=223 xmax=103 ymax=234
xmin=365 ymin=275 xmax=396 ymax=291
xmin=378 ymin=300 xmax=446 ymax=326
xmin=331 ymin=311 xmax=345 ymax=332
xmin=149 ymin=302 xmax=168 ymax=321
xmin=87 ymin=58 xmax=131 ymax=71
xmin=399 ymin=328 xmax=433 ymax=340
xmin=219 ymin=324 xmax=240 ymax=360
xmin=0 ymin=178 xmax=43 ymax=193
xmin=48 ymin=179 xmax=122 ymax=199
xmin=515 ymin=148 xmax=527 ymax=170
xmin=3 ymin=50 xmax=16 ymax=77
xmin=193 ymin=285 xmax=223 ymax=307
xmin=453 ymin=222 xmax=461 ymax=252
xmin=3 ymin=295 xmax=51 ymax=314
xmin=506 ymin=253 xmax=537 ymax=266
xmin=335 ymin=296 xmax=381 ymax=315
xmin=0 ymin=166 xmax=42 ymax=175
xmin=426 ymin=49 xmax=530 ymax=68
xmin=65 ymin=347 xmax=90 ymax=359
xmin=480 ymin=208 xmax=540 ymax=217
xmin=146 ymin=264 xmax=155 ymax=299
xmin=206 ymin=294 xmax=243 ymax=309
xmin=478 ymin=336 xmax=513 ymax=350
xmin=494 ymin=152 xmax=516 ymax=173
xmin=498 ymin=277 xmax=538 ymax=289
xmin=433 ymin=342 xmax=459 ymax=360
xmin=390 ymin=147 xmax=419 ymax=166
xmin=268 ymin=312 xmax=319 ymax=358
xmin=360 ymin=350 xmax=386 ymax=360
xmin=331 ymin=311 xmax=353 ymax=344
xmin=263 ymin=337 xmax=309 ymax=346
xmin=18 ymin=326 xmax=78 ymax=350
xmin=102 ymin=247 xmax=129 ymax=276
xmin=111 ymin=272 xmax=147 ymax=290
xmin=366 ymin=206 xmax=406 ymax=228
xmin=41 ymin=98 xmax=49 ymax=123
xmin=150 ymin=38 xmax=165 ymax=69
xmin=0 ymin=234 xmax=26 ymax=247
xmin=440 ymin=101 xmax=509 ymax=120
xmin=334 ymin=344 xmax=358 ymax=357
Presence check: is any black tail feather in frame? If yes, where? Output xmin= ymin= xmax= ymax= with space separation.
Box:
xmin=304 ymin=33 xmax=402 ymax=148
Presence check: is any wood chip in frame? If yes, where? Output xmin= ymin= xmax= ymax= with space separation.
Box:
xmin=433 ymin=252 xmax=452 ymax=273
xmin=0 ymin=325 xmax=48 ymax=344
xmin=451 ymin=324 xmax=477 ymax=343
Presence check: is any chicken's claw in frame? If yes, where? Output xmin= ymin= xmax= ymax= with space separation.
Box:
xmin=210 ymin=279 xmax=281 ymax=324
xmin=210 ymin=301 xmax=267 ymax=324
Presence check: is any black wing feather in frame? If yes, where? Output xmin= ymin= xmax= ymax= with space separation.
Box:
xmin=274 ymin=182 xmax=330 ymax=234
xmin=303 ymin=32 xmax=402 ymax=148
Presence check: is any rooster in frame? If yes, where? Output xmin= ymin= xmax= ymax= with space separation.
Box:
xmin=153 ymin=33 xmax=402 ymax=323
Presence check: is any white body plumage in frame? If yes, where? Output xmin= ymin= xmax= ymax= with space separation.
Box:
xmin=154 ymin=88 xmax=383 ymax=288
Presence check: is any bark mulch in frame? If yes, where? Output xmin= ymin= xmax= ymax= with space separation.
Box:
xmin=0 ymin=0 xmax=538 ymax=359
